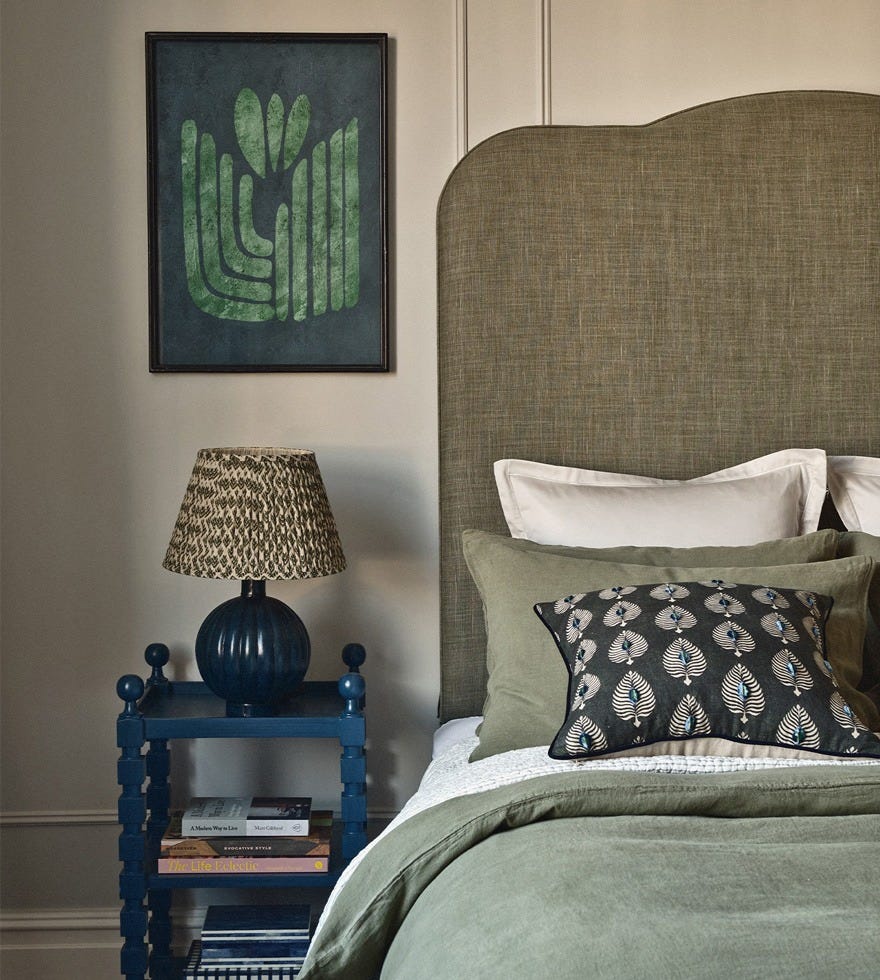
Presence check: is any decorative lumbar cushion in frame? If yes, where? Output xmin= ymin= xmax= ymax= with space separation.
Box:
xmin=828 ymin=456 xmax=880 ymax=535
xmin=494 ymin=449 xmax=828 ymax=548
xmin=535 ymin=582 xmax=880 ymax=760
xmin=462 ymin=530 xmax=878 ymax=761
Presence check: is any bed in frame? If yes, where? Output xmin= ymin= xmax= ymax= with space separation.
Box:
xmin=301 ymin=91 xmax=880 ymax=979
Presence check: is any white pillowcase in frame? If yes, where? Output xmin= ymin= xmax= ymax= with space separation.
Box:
xmin=828 ymin=456 xmax=880 ymax=534
xmin=494 ymin=449 xmax=827 ymax=548
xmin=432 ymin=716 xmax=482 ymax=758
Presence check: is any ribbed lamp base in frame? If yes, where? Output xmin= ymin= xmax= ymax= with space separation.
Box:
xmin=195 ymin=580 xmax=310 ymax=717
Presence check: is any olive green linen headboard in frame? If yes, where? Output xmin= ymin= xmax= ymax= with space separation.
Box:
xmin=437 ymin=90 xmax=880 ymax=722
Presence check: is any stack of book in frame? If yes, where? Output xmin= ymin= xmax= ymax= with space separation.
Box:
xmin=183 ymin=903 xmax=312 ymax=979
xmin=159 ymin=797 xmax=332 ymax=875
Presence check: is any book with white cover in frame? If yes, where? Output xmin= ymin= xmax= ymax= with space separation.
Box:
xmin=181 ymin=797 xmax=311 ymax=836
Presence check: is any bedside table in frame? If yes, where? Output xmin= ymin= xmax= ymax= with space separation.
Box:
xmin=116 ymin=642 xmax=367 ymax=980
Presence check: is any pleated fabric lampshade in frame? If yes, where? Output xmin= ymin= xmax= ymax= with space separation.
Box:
xmin=163 ymin=447 xmax=345 ymax=580
xmin=164 ymin=448 xmax=346 ymax=716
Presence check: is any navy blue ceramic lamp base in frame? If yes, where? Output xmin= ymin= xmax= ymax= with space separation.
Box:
xmin=195 ymin=579 xmax=310 ymax=717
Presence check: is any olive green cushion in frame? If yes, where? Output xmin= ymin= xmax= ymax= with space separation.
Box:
xmin=469 ymin=530 xmax=839 ymax=681
xmin=463 ymin=530 xmax=877 ymax=760
xmin=837 ymin=531 xmax=880 ymax=702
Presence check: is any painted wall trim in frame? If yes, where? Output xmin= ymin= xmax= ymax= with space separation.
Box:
xmin=457 ymin=0 xmax=469 ymax=156
xmin=540 ymin=0 xmax=552 ymax=123
xmin=0 ymin=908 xmax=122 ymax=935
xmin=0 ymin=807 xmax=398 ymax=827
xmin=0 ymin=907 xmax=200 ymax=946
xmin=0 ymin=810 xmax=118 ymax=827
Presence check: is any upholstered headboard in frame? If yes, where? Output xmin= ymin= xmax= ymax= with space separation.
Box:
xmin=437 ymin=90 xmax=880 ymax=721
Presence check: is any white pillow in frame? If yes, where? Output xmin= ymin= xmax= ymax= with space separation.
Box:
xmin=432 ymin=716 xmax=482 ymax=758
xmin=828 ymin=456 xmax=880 ymax=534
xmin=494 ymin=449 xmax=827 ymax=548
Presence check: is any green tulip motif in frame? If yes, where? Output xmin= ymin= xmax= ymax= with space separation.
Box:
xmin=181 ymin=88 xmax=359 ymax=322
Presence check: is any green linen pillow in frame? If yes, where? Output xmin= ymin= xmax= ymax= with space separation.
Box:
xmin=535 ymin=582 xmax=880 ymax=761
xmin=837 ymin=531 xmax=880 ymax=702
xmin=473 ymin=530 xmax=839 ymax=676
xmin=463 ymin=530 xmax=877 ymax=761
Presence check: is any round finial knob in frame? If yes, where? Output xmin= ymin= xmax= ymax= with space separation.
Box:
xmin=342 ymin=643 xmax=366 ymax=670
xmin=117 ymin=674 xmax=145 ymax=704
xmin=144 ymin=642 xmax=171 ymax=686
xmin=144 ymin=643 xmax=170 ymax=669
xmin=338 ymin=671 xmax=366 ymax=714
xmin=339 ymin=671 xmax=366 ymax=700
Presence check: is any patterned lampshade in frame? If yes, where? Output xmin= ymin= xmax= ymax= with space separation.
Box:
xmin=163 ymin=448 xmax=346 ymax=581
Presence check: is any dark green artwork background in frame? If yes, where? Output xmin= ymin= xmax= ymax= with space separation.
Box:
xmin=150 ymin=37 xmax=385 ymax=368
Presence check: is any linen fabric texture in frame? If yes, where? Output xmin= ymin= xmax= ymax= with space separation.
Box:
xmin=300 ymin=763 xmax=880 ymax=980
xmin=462 ymin=530 xmax=879 ymax=761
xmin=437 ymin=94 xmax=880 ymax=722
xmin=828 ymin=456 xmax=880 ymax=534
xmin=535 ymin=581 xmax=880 ymax=761
xmin=494 ymin=450 xmax=828 ymax=548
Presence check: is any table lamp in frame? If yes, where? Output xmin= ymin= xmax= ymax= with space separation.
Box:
xmin=163 ymin=448 xmax=346 ymax=716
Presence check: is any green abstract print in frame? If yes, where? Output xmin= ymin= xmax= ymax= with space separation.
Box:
xmin=180 ymin=87 xmax=360 ymax=323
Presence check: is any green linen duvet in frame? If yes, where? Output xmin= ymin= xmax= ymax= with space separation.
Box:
xmin=301 ymin=765 xmax=880 ymax=980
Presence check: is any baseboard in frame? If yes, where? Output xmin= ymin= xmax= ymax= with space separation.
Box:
xmin=0 ymin=907 xmax=123 ymax=980
xmin=0 ymin=944 xmax=121 ymax=979
xmin=0 ymin=906 xmax=200 ymax=979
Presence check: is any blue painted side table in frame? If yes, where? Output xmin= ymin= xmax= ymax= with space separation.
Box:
xmin=115 ymin=642 xmax=367 ymax=980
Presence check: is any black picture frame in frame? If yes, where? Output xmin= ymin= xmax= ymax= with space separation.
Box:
xmin=146 ymin=32 xmax=389 ymax=372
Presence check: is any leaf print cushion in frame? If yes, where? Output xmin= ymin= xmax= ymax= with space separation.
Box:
xmin=535 ymin=582 xmax=880 ymax=761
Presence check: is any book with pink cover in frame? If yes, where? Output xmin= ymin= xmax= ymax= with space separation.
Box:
xmin=158 ymin=853 xmax=328 ymax=874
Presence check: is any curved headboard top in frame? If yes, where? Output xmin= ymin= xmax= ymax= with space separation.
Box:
xmin=437 ymin=90 xmax=880 ymax=721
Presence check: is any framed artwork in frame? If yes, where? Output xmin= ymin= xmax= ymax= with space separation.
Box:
xmin=146 ymin=33 xmax=388 ymax=372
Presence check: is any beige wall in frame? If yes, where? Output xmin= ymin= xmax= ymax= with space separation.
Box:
xmin=2 ymin=1 xmax=878 ymax=975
